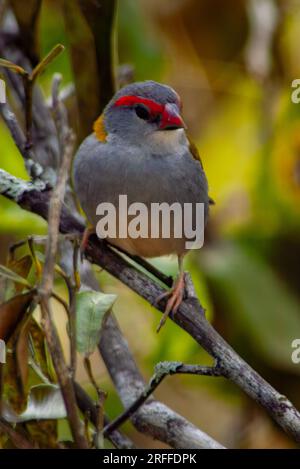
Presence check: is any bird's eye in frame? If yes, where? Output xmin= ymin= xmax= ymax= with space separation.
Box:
xmin=135 ymin=104 xmax=150 ymax=120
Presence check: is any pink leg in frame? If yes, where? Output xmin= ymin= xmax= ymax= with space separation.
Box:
xmin=80 ymin=226 xmax=95 ymax=259
xmin=156 ymin=255 xmax=186 ymax=332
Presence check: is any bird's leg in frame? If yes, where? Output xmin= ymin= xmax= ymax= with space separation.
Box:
xmin=80 ymin=225 xmax=95 ymax=260
xmin=156 ymin=255 xmax=186 ymax=333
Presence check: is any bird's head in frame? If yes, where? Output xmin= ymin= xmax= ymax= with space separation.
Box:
xmin=95 ymin=81 xmax=186 ymax=145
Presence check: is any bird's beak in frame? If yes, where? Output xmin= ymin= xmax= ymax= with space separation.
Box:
xmin=159 ymin=103 xmax=186 ymax=130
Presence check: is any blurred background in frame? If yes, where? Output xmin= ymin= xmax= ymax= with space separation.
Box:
xmin=1 ymin=0 xmax=300 ymax=448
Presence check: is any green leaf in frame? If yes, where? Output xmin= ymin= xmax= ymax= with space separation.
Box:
xmin=1 ymin=384 xmax=66 ymax=422
xmin=76 ymin=290 xmax=116 ymax=356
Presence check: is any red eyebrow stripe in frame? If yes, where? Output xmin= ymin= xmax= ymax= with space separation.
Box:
xmin=114 ymin=95 xmax=164 ymax=115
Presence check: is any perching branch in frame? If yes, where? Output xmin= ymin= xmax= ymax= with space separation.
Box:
xmin=1 ymin=172 xmax=299 ymax=444
xmin=0 ymin=6 xmax=227 ymax=450
xmin=0 ymin=60 xmax=220 ymax=451
xmin=1 ymin=7 xmax=299 ymax=449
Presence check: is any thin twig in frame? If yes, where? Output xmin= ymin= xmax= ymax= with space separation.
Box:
xmin=0 ymin=18 xmax=225 ymax=450
xmin=65 ymin=277 xmax=77 ymax=378
xmin=22 ymin=71 xmax=33 ymax=149
xmin=0 ymin=44 xmax=64 ymax=151
xmin=104 ymin=362 xmax=221 ymax=436
xmin=31 ymin=45 xmax=64 ymax=82
xmin=73 ymin=381 xmax=136 ymax=449
xmin=39 ymin=137 xmax=74 ymax=295
xmin=51 ymin=72 xmax=70 ymax=152
xmin=0 ymin=101 xmax=44 ymax=179
xmin=51 ymin=291 xmax=70 ymax=316
xmin=51 ymin=74 xmax=78 ymax=378
xmin=83 ymin=356 xmax=107 ymax=448
xmin=38 ymin=130 xmax=88 ymax=449
xmin=2 ymin=171 xmax=300 ymax=445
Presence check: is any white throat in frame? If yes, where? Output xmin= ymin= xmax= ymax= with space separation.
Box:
xmin=147 ymin=128 xmax=187 ymax=154
xmin=107 ymin=128 xmax=188 ymax=155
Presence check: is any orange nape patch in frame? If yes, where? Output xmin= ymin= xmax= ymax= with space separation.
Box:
xmin=93 ymin=114 xmax=108 ymax=142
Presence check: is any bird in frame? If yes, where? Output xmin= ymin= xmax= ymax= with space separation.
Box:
xmin=73 ymin=80 xmax=211 ymax=332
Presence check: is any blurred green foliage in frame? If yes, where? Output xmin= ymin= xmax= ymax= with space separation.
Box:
xmin=1 ymin=0 xmax=300 ymax=448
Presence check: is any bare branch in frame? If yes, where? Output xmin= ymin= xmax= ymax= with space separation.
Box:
xmin=112 ymin=244 xmax=173 ymax=288
xmin=0 ymin=44 xmax=64 ymax=148
xmin=38 ymin=132 xmax=88 ymax=449
xmin=39 ymin=132 xmax=74 ymax=295
xmin=0 ymin=8 xmax=227 ymax=450
xmin=0 ymin=102 xmax=45 ymax=180
xmin=1 ymin=173 xmax=299 ymax=444
xmin=1 ymin=17 xmax=298 ymax=449
xmin=104 ymin=361 xmax=221 ymax=437
xmin=98 ymin=313 xmax=224 ymax=449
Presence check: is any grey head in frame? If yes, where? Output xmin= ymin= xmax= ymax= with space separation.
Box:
xmin=103 ymin=80 xmax=186 ymax=144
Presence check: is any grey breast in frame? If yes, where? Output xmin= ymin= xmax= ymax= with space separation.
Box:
xmin=73 ymin=134 xmax=209 ymax=256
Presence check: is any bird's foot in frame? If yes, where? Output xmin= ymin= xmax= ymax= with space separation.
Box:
xmin=156 ymin=272 xmax=186 ymax=333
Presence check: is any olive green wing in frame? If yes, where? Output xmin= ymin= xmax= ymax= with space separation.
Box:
xmin=188 ymin=137 xmax=215 ymax=205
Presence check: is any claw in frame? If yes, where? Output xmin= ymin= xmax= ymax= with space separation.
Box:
xmin=156 ymin=272 xmax=185 ymax=333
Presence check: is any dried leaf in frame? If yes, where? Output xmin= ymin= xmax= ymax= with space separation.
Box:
xmin=25 ymin=420 xmax=58 ymax=448
xmin=15 ymin=319 xmax=31 ymax=394
xmin=29 ymin=319 xmax=56 ymax=383
xmin=8 ymin=256 xmax=33 ymax=293
xmin=0 ymin=290 xmax=35 ymax=342
xmin=2 ymin=349 xmax=28 ymax=414
xmin=0 ymin=265 xmax=32 ymax=290
xmin=76 ymin=290 xmax=116 ymax=356
xmin=0 ymin=429 xmax=8 ymax=449
xmin=63 ymin=0 xmax=116 ymax=139
xmin=63 ymin=0 xmax=101 ymax=140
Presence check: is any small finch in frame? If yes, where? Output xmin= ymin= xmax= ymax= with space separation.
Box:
xmin=73 ymin=80 xmax=211 ymax=331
